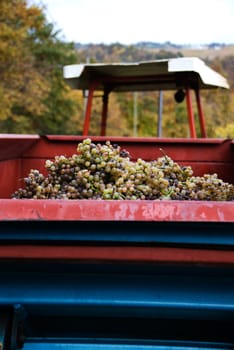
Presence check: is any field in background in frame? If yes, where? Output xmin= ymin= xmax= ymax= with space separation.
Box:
xmin=154 ymin=45 xmax=234 ymax=60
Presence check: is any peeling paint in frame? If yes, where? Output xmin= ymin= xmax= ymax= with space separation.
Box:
xmin=0 ymin=199 xmax=234 ymax=222
xmin=142 ymin=203 xmax=177 ymax=221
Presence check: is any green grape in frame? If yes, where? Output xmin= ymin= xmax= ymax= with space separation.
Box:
xmin=11 ymin=138 xmax=234 ymax=202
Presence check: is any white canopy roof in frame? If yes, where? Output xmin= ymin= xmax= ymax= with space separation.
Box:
xmin=63 ymin=57 xmax=229 ymax=92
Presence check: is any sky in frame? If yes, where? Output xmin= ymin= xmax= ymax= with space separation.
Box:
xmin=31 ymin=0 xmax=234 ymax=45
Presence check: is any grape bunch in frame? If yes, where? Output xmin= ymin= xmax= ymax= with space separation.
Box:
xmin=12 ymin=138 xmax=234 ymax=201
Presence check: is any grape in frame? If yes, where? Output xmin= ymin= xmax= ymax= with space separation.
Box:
xmin=11 ymin=138 xmax=234 ymax=201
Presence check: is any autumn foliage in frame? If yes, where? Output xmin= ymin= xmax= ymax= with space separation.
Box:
xmin=0 ymin=0 xmax=77 ymax=133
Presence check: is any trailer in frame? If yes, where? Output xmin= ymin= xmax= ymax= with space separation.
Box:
xmin=0 ymin=58 xmax=234 ymax=350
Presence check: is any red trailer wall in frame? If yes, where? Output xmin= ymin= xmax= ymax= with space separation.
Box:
xmin=1 ymin=135 xmax=234 ymax=199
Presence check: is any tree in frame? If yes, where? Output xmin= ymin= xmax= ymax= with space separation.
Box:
xmin=0 ymin=0 xmax=78 ymax=134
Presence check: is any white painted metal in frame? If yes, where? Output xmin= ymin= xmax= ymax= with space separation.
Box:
xmin=63 ymin=57 xmax=229 ymax=91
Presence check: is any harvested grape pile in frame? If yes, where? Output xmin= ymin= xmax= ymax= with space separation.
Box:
xmin=12 ymin=138 xmax=234 ymax=201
